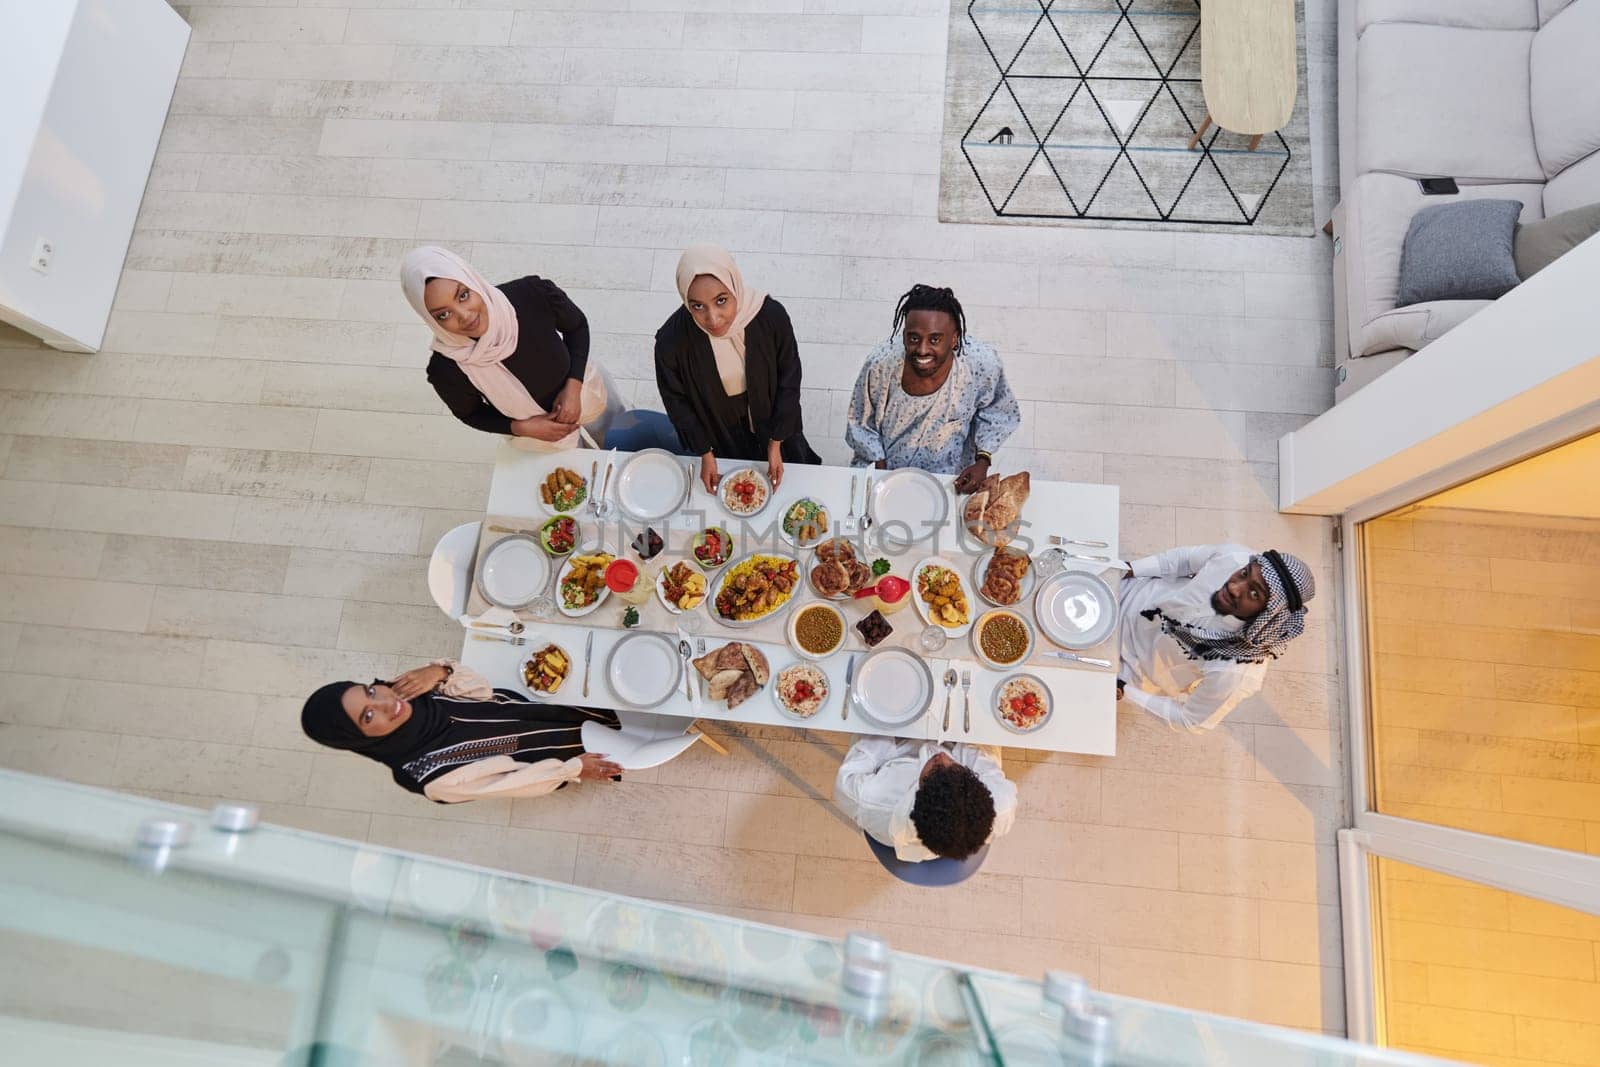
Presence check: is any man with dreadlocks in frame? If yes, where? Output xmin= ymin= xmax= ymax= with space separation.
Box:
xmin=1116 ymin=544 xmax=1316 ymax=732
xmin=846 ymin=284 xmax=1021 ymax=493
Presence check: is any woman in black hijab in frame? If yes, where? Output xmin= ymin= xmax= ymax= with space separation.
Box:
xmin=301 ymin=661 xmax=623 ymax=802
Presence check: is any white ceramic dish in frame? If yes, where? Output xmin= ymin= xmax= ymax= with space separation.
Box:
xmin=498 ymin=988 xmax=579 ymax=1066
xmin=993 ymin=672 xmax=1053 ymax=734
xmin=555 ymin=549 xmax=614 ymax=618
xmin=615 ymin=448 xmax=688 ymax=522
xmin=606 ymin=631 xmax=682 ymax=707
xmin=476 ymin=535 xmax=550 ymax=610
xmin=971 ymin=546 xmax=1036 ymax=608
xmin=787 ymin=601 xmax=847 ymax=661
xmin=1034 ymin=569 xmax=1116 ymax=650
xmin=805 ymin=538 xmax=869 ymax=601
xmin=771 ymin=662 xmax=830 ymax=721
xmin=969 ymin=609 xmax=1035 ymax=671
xmin=910 ymin=556 xmax=976 ymax=637
xmin=719 ymin=466 xmax=772 ymax=518
xmin=709 ymin=551 xmax=802 ymax=628
xmin=655 ymin=562 xmax=707 ymax=616
xmin=535 ymin=460 xmax=589 ymax=516
xmin=520 ymin=642 xmax=572 ymax=699
xmin=777 ymin=496 xmax=830 ymax=547
xmin=849 ymin=646 xmax=934 ymax=728
xmin=868 ymin=468 xmax=949 ymax=548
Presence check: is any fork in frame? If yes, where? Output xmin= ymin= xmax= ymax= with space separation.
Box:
xmin=941 ymin=668 xmax=957 ymax=731
xmin=845 ymin=474 xmax=857 ymax=531
xmin=960 ymin=668 xmax=972 ymax=732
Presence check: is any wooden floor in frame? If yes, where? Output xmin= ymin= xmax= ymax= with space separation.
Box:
xmin=0 ymin=0 xmax=1346 ymax=1035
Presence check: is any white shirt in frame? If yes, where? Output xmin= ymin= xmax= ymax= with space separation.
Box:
xmin=1117 ymin=544 xmax=1269 ymax=733
xmin=833 ymin=738 xmax=1017 ymax=862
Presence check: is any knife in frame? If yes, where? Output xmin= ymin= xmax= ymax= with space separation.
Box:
xmin=489 ymin=524 xmax=538 ymax=536
xmin=582 ymin=631 xmax=594 ymax=697
xmin=1044 ymin=650 xmax=1114 ymax=669
xmin=840 ymin=654 xmax=856 ymax=721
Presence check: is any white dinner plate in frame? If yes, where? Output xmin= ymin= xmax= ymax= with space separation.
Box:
xmin=499 ymin=989 xmax=579 ymax=1067
xmin=555 ymin=550 xmax=613 ymax=618
xmin=476 ymin=535 xmax=550 ymax=610
xmin=404 ymin=861 xmax=481 ymax=919
xmin=910 ymin=556 xmax=976 ymax=637
xmin=719 ymin=466 xmax=772 ymax=518
xmin=535 ymin=459 xmax=590 ymax=516
xmin=615 ymin=448 xmax=688 ymax=522
xmin=849 ymin=646 xmax=934 ymax=727
xmin=1034 ymin=569 xmax=1116 ymax=650
xmin=971 ymin=546 xmax=1036 ymax=608
xmin=655 ymin=563 xmax=707 ymax=615
xmin=867 ymin=468 xmax=949 ymax=548
xmin=606 ymin=631 xmax=682 ymax=707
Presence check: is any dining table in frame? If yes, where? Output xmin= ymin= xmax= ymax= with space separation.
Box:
xmin=456 ymin=442 xmax=1121 ymax=756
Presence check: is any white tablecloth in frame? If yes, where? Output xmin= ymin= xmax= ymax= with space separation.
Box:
xmin=459 ymin=443 xmax=1120 ymax=755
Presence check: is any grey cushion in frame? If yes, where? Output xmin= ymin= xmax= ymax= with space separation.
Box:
xmin=1396 ymin=199 xmax=1524 ymax=306
xmin=1515 ymin=202 xmax=1600 ymax=277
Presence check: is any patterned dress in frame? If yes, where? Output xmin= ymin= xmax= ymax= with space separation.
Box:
xmin=845 ymin=336 xmax=1021 ymax=474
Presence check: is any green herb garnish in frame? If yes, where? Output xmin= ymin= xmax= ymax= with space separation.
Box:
xmin=622 ymin=606 xmax=640 ymax=628
xmin=871 ymin=558 xmax=890 ymax=577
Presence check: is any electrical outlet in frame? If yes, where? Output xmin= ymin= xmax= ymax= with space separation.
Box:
xmin=30 ymin=238 xmax=53 ymax=275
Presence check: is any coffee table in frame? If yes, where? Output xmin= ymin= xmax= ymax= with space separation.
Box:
xmin=1186 ymin=0 xmax=1297 ymax=152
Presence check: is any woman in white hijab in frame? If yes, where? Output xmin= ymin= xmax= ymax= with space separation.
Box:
xmin=654 ymin=244 xmax=820 ymax=492
xmin=400 ymin=246 xmax=618 ymax=450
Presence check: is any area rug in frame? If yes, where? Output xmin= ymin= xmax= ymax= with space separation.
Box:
xmin=938 ymin=0 xmax=1314 ymax=235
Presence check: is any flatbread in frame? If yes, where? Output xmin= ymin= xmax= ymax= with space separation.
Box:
xmin=739 ymin=643 xmax=770 ymax=686
xmin=725 ymin=671 xmax=759 ymax=709
xmin=707 ymin=669 xmax=745 ymax=701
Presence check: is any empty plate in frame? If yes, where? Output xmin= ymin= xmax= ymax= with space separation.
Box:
xmin=849 ymin=646 xmax=934 ymax=727
xmin=477 ymin=535 xmax=550 ymax=610
xmin=868 ymin=469 xmax=949 ymax=548
xmin=616 ymin=449 xmax=688 ymax=522
xmin=607 ymin=631 xmax=683 ymax=707
xmin=1034 ymin=570 xmax=1116 ymax=650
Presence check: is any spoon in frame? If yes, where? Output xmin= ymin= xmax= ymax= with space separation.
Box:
xmin=941 ymin=668 xmax=957 ymax=731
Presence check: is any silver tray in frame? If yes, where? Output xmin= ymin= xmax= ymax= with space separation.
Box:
xmin=708 ymin=551 xmax=802 ymax=629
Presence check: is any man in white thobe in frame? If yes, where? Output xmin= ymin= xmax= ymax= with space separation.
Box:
xmin=834 ymin=738 xmax=1017 ymax=862
xmin=1117 ymin=543 xmax=1316 ymax=733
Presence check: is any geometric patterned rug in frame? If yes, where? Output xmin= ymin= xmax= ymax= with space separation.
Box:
xmin=939 ymin=0 xmax=1314 ymax=235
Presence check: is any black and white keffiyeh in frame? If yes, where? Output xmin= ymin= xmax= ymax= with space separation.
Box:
xmin=1140 ymin=550 xmax=1315 ymax=663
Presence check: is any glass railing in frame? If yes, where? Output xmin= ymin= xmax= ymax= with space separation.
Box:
xmin=0 ymin=770 xmax=1449 ymax=1065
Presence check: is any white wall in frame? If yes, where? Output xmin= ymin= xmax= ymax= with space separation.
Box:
xmin=0 ymin=0 xmax=188 ymax=351
xmin=1278 ymin=234 xmax=1600 ymax=515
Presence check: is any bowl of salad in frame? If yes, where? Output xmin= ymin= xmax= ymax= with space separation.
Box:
xmin=540 ymin=515 xmax=579 ymax=557
xmin=691 ymin=527 xmax=734 ymax=570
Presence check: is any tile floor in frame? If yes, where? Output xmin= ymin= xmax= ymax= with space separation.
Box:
xmin=0 ymin=0 xmax=1346 ymax=1036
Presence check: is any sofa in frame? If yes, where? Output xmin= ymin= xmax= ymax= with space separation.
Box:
xmin=1332 ymin=0 xmax=1600 ymax=401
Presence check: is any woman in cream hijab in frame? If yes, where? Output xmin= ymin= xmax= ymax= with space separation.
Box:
xmin=654 ymin=244 xmax=820 ymax=491
xmin=400 ymin=246 xmax=618 ymax=451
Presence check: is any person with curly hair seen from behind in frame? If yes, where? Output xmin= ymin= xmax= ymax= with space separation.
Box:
xmin=834 ymin=737 xmax=1015 ymax=861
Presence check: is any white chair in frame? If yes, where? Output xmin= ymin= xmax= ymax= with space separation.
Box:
xmin=581 ymin=711 xmax=716 ymax=771
xmin=428 ymin=521 xmax=482 ymax=618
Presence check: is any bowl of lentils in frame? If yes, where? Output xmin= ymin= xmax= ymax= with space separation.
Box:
xmin=788 ymin=602 xmax=846 ymax=660
xmin=971 ymin=609 xmax=1033 ymax=670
